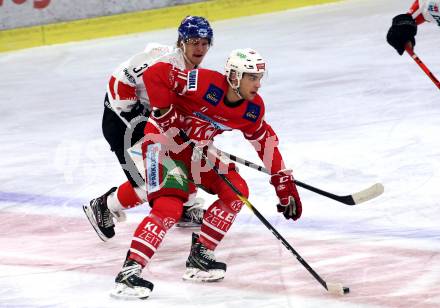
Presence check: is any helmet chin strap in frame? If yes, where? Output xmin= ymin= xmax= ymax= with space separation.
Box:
xmin=227 ymin=72 xmax=243 ymax=99
xmin=233 ymin=86 xmax=243 ymax=99
xmin=227 ymin=82 xmax=243 ymax=99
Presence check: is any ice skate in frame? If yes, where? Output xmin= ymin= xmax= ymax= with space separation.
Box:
xmin=83 ymin=187 xmax=125 ymax=241
xmin=176 ymin=198 xmax=205 ymax=228
xmin=182 ymin=233 xmax=226 ymax=282
xmin=110 ymin=259 xmax=154 ymax=300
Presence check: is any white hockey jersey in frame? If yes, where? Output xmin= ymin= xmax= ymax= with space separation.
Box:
xmin=410 ymin=0 xmax=440 ymax=26
xmin=106 ymin=43 xmax=187 ymax=114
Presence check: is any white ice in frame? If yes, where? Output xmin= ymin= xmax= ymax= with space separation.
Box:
xmin=1 ymin=0 xmax=439 ymax=307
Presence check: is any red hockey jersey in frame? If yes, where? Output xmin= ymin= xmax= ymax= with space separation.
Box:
xmin=143 ymin=62 xmax=285 ymax=174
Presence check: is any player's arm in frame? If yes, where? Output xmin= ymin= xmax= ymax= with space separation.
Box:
xmin=142 ymin=62 xmax=187 ymax=131
xmin=107 ymin=53 xmax=151 ymax=121
xmin=244 ymin=120 xmax=284 ymax=174
xmin=107 ymin=75 xmax=138 ymax=113
xmin=244 ymin=120 xmax=302 ymax=221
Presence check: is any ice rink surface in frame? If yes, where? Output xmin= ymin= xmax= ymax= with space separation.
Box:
xmin=1 ymin=0 xmax=439 ymax=307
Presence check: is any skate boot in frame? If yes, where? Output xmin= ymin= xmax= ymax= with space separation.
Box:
xmin=83 ymin=187 xmax=124 ymax=241
xmin=110 ymin=259 xmax=154 ymax=300
xmin=176 ymin=197 xmax=205 ymax=228
xmin=182 ymin=233 xmax=226 ymax=282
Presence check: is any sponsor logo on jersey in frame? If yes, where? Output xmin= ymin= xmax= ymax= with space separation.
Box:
xmin=187 ymin=69 xmax=198 ymax=91
xmin=123 ymin=68 xmax=136 ymax=84
xmin=203 ymin=84 xmax=224 ymax=106
xmin=146 ymin=143 xmax=161 ymax=193
xmin=104 ymin=98 xmax=111 ymax=109
xmin=185 ymin=113 xmax=232 ymax=141
xmin=193 ymin=112 xmax=231 ymax=130
xmin=243 ymin=102 xmax=261 ymax=122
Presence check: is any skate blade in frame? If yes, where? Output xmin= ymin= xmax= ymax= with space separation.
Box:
xmin=182 ymin=268 xmax=225 ymax=282
xmin=82 ymin=204 xmax=110 ymax=242
xmin=110 ymin=283 xmax=151 ymax=300
xmin=176 ymin=221 xmax=202 ymax=228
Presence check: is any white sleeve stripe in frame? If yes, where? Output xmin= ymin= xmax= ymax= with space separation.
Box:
xmin=148 ymin=118 xmax=163 ymax=132
xmin=114 ymin=80 xmax=120 ymax=100
xmin=129 ymin=248 xmax=151 ymax=262
xmin=411 ymin=7 xmax=423 ymax=19
xmin=106 ymin=85 xmax=114 ymax=100
xmin=200 ymin=232 xmax=220 ymax=245
xmin=202 ymin=219 xmax=226 ymax=235
xmin=133 ymin=237 xmax=157 ymax=253
xmin=254 ymin=131 xmax=267 ymax=142
xmin=245 ymin=121 xmax=264 ymax=138
xmin=247 ymin=130 xmax=267 ymax=142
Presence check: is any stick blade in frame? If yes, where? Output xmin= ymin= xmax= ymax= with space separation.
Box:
xmin=351 ymin=183 xmax=384 ymax=204
xmin=327 ymin=282 xmax=349 ymax=295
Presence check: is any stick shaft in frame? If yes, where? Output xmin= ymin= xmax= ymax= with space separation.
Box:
xmin=405 ymin=46 xmax=440 ymax=90
xmin=213 ymin=149 xmax=357 ymax=205
xmin=181 ymin=132 xmax=330 ymax=291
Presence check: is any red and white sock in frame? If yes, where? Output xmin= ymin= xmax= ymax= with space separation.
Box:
xmin=199 ymin=199 xmax=244 ymax=250
xmin=107 ymin=181 xmax=144 ymax=213
xmin=127 ymin=196 xmax=183 ymax=267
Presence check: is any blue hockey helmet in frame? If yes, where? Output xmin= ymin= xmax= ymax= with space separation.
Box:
xmin=178 ymin=16 xmax=213 ymax=45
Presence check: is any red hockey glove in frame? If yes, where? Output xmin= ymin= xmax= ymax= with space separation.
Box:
xmin=150 ymin=104 xmax=183 ymax=133
xmin=270 ymin=169 xmax=302 ymax=221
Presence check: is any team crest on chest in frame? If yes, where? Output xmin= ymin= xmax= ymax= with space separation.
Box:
xmin=203 ymin=84 xmax=224 ymax=106
xmin=243 ymin=102 xmax=261 ymax=122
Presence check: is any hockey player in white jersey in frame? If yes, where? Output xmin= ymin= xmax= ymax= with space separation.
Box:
xmin=387 ymin=0 xmax=440 ymax=54
xmin=83 ymin=16 xmax=214 ymax=242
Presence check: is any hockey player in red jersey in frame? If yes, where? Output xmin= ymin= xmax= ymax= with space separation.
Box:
xmin=110 ymin=48 xmax=303 ymax=299
xmin=83 ymin=16 xmax=214 ymax=242
xmin=387 ymin=0 xmax=440 ymax=54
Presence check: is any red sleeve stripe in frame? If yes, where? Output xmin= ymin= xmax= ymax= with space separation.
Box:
xmin=109 ymin=76 xmax=117 ymax=100
xmin=408 ymin=0 xmax=420 ymax=14
xmin=409 ymin=0 xmax=427 ymax=24
xmin=109 ymin=76 xmax=137 ymax=101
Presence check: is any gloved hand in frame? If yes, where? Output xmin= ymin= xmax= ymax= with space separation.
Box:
xmin=386 ymin=14 xmax=417 ymax=55
xmin=270 ymin=169 xmax=302 ymax=221
xmin=120 ymin=101 xmax=148 ymax=122
xmin=150 ymin=104 xmax=183 ymax=133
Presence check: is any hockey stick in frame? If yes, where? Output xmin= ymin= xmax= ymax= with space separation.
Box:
xmin=211 ymin=149 xmax=384 ymax=206
xmin=179 ymin=130 xmax=349 ymax=295
xmin=405 ymin=45 xmax=440 ymax=90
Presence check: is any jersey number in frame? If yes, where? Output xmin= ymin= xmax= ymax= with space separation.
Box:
xmin=133 ymin=63 xmax=149 ymax=78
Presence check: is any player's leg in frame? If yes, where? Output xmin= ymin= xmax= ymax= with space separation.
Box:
xmin=183 ymin=169 xmax=249 ymax=282
xmin=111 ymin=142 xmax=190 ymax=299
xmin=83 ymin=96 xmax=146 ymax=241
xmin=111 ymin=195 xmax=184 ymax=300
xmin=84 ymin=98 xmax=204 ymax=241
